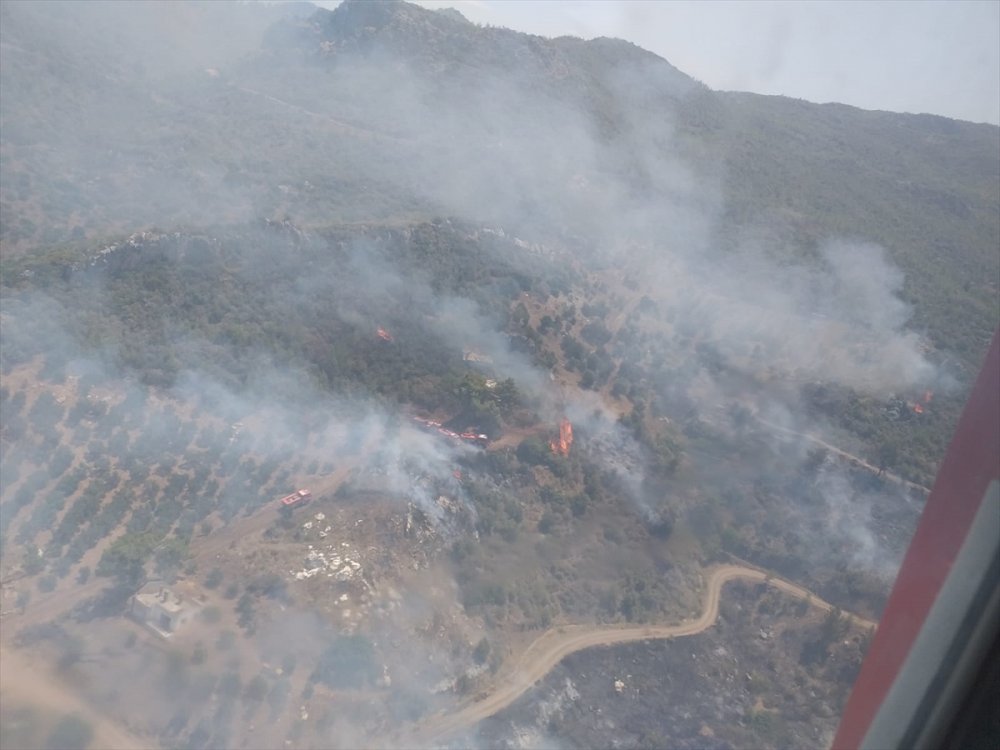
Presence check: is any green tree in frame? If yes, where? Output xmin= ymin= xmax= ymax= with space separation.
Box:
xmin=191 ymin=643 xmax=206 ymax=665
xmin=821 ymin=606 xmax=850 ymax=645
xmin=310 ymin=635 xmax=378 ymax=689
xmin=804 ymin=447 xmax=829 ymax=475
xmin=153 ymin=536 xmax=189 ymax=576
xmin=219 ymin=671 xmax=242 ymax=699
xmin=96 ymin=531 xmax=158 ymax=587
xmin=650 ymin=431 xmax=681 ymax=476
xmin=516 ymin=437 xmax=550 ymax=466
xmin=512 ymin=302 xmax=530 ymax=327
xmin=493 ymin=378 xmax=520 ymax=414
xmin=22 ymin=545 xmax=44 ymax=575
xmin=877 ymin=442 xmax=899 ymax=475
xmin=473 ymin=637 xmax=491 ymax=665
xmin=267 ymin=679 xmax=291 ymax=719
xmin=46 ymin=715 xmax=93 ymax=750
xmin=244 ymin=674 xmax=269 ymax=703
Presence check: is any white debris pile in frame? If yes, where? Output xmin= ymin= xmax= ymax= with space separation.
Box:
xmin=535 ymin=678 xmax=581 ymax=727
xmin=292 ymin=543 xmax=363 ymax=581
xmin=300 ymin=512 xmax=333 ymax=535
xmin=465 ymin=662 xmax=489 ymax=680
xmin=300 ymin=512 xmax=334 ymax=538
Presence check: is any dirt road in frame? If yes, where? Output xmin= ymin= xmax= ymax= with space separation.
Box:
xmin=193 ymin=461 xmax=359 ymax=563
xmin=0 ymin=645 xmax=152 ymax=749
xmin=755 ymin=416 xmax=931 ymax=495
xmin=408 ymin=565 xmax=875 ymax=743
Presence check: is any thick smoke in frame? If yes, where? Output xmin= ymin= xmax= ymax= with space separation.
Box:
xmin=750 ymin=400 xmax=916 ymax=585
xmin=0 ymin=1 xmax=978 ymax=748
xmin=657 ymin=237 xmax=940 ymax=394
xmin=261 ymin=3 xmax=942 ymax=398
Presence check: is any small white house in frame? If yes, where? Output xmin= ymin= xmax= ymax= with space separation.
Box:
xmin=130 ymin=581 xmax=198 ymax=638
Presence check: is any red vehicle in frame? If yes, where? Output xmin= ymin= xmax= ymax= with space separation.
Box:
xmin=459 ymin=431 xmax=489 ymax=447
xmin=279 ymin=489 xmax=312 ymax=511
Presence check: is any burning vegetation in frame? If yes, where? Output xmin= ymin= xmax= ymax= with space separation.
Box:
xmin=0 ymin=1 xmax=991 ymax=749
xmin=550 ymin=418 xmax=574 ymax=456
xmin=912 ymin=390 xmax=934 ymax=415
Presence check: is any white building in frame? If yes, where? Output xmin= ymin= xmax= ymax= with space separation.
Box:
xmin=130 ymin=581 xmax=198 ymax=638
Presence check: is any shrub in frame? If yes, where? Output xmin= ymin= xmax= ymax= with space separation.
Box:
xmin=45 ymin=715 xmax=93 ymax=750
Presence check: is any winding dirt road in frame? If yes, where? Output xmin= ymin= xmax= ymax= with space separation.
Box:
xmin=408 ymin=565 xmax=875 ymax=744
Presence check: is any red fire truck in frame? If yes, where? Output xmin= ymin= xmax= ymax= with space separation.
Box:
xmin=279 ymin=489 xmax=312 ymax=511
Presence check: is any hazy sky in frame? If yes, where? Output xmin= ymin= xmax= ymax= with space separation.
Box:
xmin=324 ymin=0 xmax=1000 ymax=125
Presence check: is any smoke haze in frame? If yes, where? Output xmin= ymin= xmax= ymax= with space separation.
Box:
xmin=1 ymin=2 xmax=996 ymax=748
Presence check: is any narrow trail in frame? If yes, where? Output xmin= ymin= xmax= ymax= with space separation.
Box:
xmin=755 ymin=416 xmax=931 ymax=495
xmin=406 ymin=564 xmax=875 ymax=744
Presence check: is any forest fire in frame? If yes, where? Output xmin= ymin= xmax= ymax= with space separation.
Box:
xmin=913 ymin=390 xmax=933 ymax=414
xmin=376 ymin=327 xmax=394 ymax=342
xmin=550 ymin=418 xmax=573 ymax=456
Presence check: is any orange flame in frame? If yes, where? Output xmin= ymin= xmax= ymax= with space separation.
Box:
xmin=913 ymin=404 xmax=924 ymax=414
xmin=550 ymin=418 xmax=573 ymax=456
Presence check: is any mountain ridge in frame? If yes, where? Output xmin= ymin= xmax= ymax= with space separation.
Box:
xmin=1 ymin=0 xmax=996 ymax=373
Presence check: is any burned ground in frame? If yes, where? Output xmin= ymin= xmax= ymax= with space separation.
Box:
xmin=466 ymin=580 xmax=870 ymax=750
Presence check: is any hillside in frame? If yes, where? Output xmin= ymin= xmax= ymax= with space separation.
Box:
xmin=3 ymin=0 xmax=996 ymax=375
xmin=0 ymin=2 xmax=997 ymax=749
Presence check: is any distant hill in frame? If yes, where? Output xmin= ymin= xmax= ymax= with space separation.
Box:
xmin=1 ymin=0 xmax=997 ymax=373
